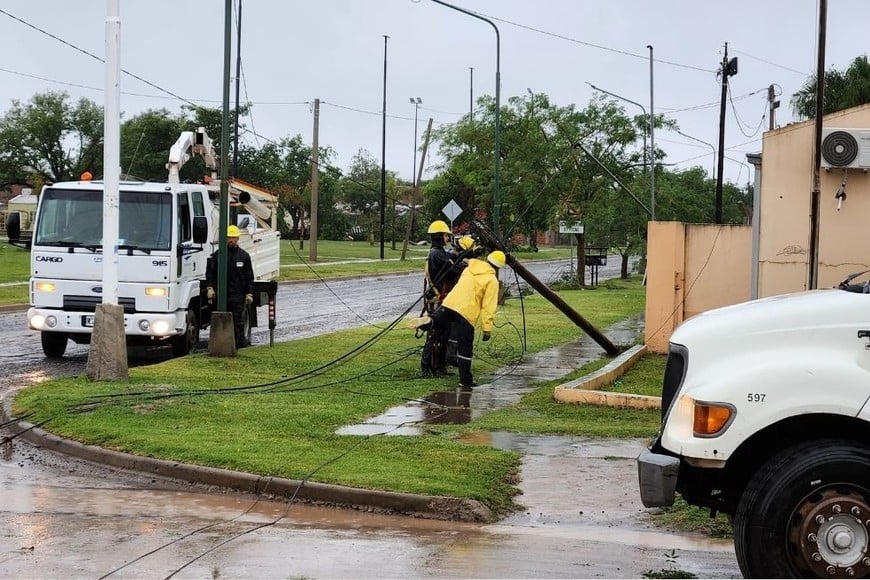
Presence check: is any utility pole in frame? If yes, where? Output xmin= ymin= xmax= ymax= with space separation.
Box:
xmin=716 ymin=42 xmax=738 ymax=224
xmin=232 ymin=0 xmax=242 ymax=177
xmin=309 ymin=98 xmax=319 ymax=262
xmin=379 ymin=35 xmax=388 ymax=260
xmin=768 ymin=84 xmax=780 ymax=131
xmin=401 ymin=118 xmax=433 ymax=260
xmin=808 ymin=0 xmax=827 ymax=290
xmin=469 ymin=67 xmax=474 ymax=120
xmin=647 ymin=45 xmax=656 ymax=221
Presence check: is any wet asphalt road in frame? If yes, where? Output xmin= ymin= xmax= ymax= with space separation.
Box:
xmin=0 ymin=258 xmax=741 ymax=578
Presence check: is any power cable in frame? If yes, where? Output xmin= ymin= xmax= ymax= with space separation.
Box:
xmin=0 ymin=8 xmax=203 ymax=112
xmin=474 ymin=9 xmax=714 ymax=74
xmin=727 ymin=84 xmax=767 ymax=138
xmin=732 ymin=49 xmax=809 ymax=76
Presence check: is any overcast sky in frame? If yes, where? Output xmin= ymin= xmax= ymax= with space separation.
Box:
xmin=0 ymin=1 xmax=865 ymax=191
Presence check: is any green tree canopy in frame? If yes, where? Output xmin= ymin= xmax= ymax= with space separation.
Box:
xmin=0 ymin=90 xmax=103 ymax=185
xmin=791 ymin=55 xmax=870 ymax=119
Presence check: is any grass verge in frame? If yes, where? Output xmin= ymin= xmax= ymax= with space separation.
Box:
xmin=13 ymin=277 xmax=645 ymax=516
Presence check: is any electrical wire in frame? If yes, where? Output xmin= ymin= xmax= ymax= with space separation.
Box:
xmin=727 ymin=84 xmax=767 ymax=138
xmin=474 ymin=9 xmax=714 ymax=74
xmin=0 ymin=8 xmax=203 ymax=112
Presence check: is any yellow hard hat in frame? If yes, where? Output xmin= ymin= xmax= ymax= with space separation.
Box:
xmin=427 ymin=220 xmax=450 ymax=234
xmin=227 ymin=225 xmax=241 ymax=238
xmin=486 ymin=250 xmax=506 ymax=269
xmin=458 ymin=235 xmax=475 ymax=251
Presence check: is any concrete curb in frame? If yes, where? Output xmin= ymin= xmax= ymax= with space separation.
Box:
xmin=0 ymin=392 xmax=491 ymax=523
xmin=554 ymin=344 xmax=662 ymax=410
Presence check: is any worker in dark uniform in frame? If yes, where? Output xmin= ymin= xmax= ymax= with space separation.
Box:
xmin=420 ymin=220 xmax=466 ymax=376
xmin=206 ymin=225 xmax=254 ymax=348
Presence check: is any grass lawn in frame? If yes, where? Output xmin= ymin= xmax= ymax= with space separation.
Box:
xmin=13 ymin=277 xmax=646 ymax=516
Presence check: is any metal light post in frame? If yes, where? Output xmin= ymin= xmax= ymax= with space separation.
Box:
xmin=587 ymin=82 xmax=651 ymax=202
xmin=647 ymin=45 xmax=655 ymax=220
xmin=379 ymin=35 xmax=388 ymax=260
xmin=431 ymin=0 xmax=501 ymax=237
xmin=409 ymin=97 xmax=422 ymax=187
xmin=676 ymin=130 xmax=716 ymax=180
xmin=469 ymin=66 xmax=474 ymax=120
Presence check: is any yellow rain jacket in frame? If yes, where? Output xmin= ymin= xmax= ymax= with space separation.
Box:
xmin=442 ymin=258 xmax=499 ymax=332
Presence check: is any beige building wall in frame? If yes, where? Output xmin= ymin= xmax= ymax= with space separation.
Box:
xmin=758 ymin=104 xmax=870 ymax=295
xmin=645 ymin=222 xmax=751 ymax=353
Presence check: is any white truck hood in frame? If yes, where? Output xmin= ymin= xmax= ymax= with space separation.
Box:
xmin=671 ymin=289 xmax=870 ymax=355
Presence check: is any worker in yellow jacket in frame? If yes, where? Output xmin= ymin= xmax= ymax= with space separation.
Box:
xmin=427 ymin=250 xmax=505 ymax=387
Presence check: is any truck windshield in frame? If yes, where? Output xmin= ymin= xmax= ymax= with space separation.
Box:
xmin=34 ymin=188 xmax=173 ymax=251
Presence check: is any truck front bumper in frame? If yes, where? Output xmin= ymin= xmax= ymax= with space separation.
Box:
xmin=28 ymin=307 xmax=185 ymax=337
xmin=637 ymin=449 xmax=680 ymax=508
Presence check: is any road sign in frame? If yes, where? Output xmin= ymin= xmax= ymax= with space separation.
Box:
xmin=442 ymin=199 xmax=462 ymax=223
xmin=558 ymin=220 xmax=584 ymax=234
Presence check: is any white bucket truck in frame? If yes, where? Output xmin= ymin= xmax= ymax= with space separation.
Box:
xmin=8 ymin=128 xmax=280 ymax=358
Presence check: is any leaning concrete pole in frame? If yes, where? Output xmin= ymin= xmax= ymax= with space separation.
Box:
xmin=87 ymin=0 xmax=128 ymax=381
xmin=473 ymin=221 xmax=619 ymax=356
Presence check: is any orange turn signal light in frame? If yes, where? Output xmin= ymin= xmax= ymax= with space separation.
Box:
xmin=693 ymin=403 xmax=734 ymax=436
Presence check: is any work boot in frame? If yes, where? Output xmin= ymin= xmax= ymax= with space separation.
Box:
xmin=457 ymin=358 xmax=476 ymax=387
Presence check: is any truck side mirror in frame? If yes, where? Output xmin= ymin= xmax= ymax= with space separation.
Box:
xmin=6 ymin=211 xmax=20 ymax=241
xmin=192 ymin=216 xmax=208 ymax=244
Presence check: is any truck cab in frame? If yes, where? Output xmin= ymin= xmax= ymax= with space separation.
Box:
xmin=27 ymin=179 xmax=214 ymax=357
xmin=638 ymin=286 xmax=870 ymax=578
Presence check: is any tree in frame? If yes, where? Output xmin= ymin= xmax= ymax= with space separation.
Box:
xmin=236 ymin=135 xmax=341 ymax=240
xmin=0 ymin=91 xmax=103 ymax=185
xmin=791 ymin=55 xmax=870 ymax=119
xmin=120 ymin=109 xmax=188 ymax=181
xmin=429 ymin=92 xmax=643 ymax=272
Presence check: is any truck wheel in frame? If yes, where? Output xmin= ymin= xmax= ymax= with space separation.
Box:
xmin=734 ymin=440 xmax=870 ymax=578
xmin=171 ymin=310 xmax=198 ymax=357
xmin=41 ymin=332 xmax=68 ymax=358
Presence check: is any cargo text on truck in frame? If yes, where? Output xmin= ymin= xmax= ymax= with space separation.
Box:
xmin=5 ymin=127 xmax=280 ymax=359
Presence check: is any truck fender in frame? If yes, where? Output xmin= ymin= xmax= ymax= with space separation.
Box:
xmin=662 ymin=350 xmax=870 ymax=460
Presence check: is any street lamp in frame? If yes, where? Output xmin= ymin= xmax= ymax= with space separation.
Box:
xmin=647 ymin=45 xmax=655 ymax=221
xmin=676 ymin=130 xmax=716 ymax=180
xmin=587 ymin=82 xmax=652 ymax=208
xmin=430 ymin=0 xmax=501 ymax=237
xmin=410 ymin=97 xmax=422 ymax=188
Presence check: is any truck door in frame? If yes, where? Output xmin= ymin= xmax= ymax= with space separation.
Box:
xmin=189 ymin=190 xmax=208 ymax=275
xmin=177 ymin=192 xmax=197 ymax=280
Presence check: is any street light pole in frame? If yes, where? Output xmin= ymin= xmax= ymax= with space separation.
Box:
xmin=587 ymin=82 xmax=650 ymax=200
xmin=380 ymin=35 xmax=388 ymax=260
xmin=469 ymin=66 xmax=474 ymax=120
xmin=431 ymin=0 xmax=500 ymax=237
xmin=409 ymin=97 xmax=422 ymax=188
xmin=647 ymin=45 xmax=655 ymax=221
xmin=676 ymin=130 xmax=716 ymax=180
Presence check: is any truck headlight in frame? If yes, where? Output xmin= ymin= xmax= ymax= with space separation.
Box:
xmin=145 ymin=287 xmax=167 ymax=297
xmin=30 ymin=314 xmax=45 ymax=329
xmin=693 ymin=402 xmax=735 ymax=437
xmin=152 ymin=320 xmax=170 ymax=335
xmin=35 ymin=282 xmax=56 ymax=292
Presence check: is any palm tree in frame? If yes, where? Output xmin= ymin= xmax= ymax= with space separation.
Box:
xmin=791 ymin=55 xmax=870 ymax=119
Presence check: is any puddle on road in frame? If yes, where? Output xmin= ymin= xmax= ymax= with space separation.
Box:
xmin=337 ymin=316 xmax=644 ymax=436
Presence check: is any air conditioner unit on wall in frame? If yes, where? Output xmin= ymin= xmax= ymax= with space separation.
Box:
xmin=821 ymin=128 xmax=870 ymax=169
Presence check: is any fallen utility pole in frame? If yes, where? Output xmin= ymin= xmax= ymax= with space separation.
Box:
xmin=473 ymin=221 xmax=620 ymax=356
